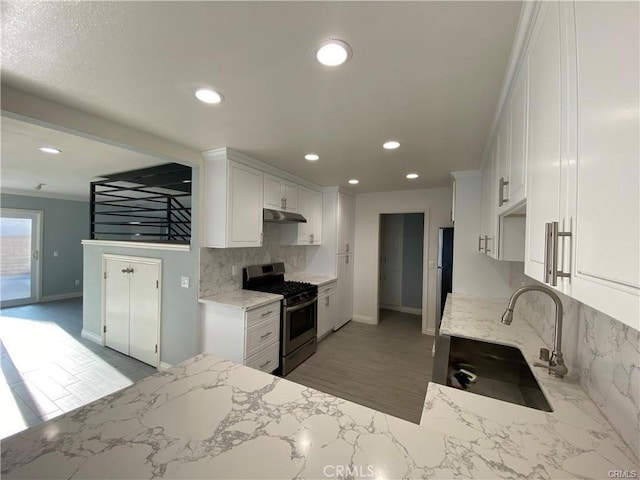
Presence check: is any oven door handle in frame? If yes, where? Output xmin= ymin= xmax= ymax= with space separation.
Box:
xmin=286 ymin=297 xmax=318 ymax=313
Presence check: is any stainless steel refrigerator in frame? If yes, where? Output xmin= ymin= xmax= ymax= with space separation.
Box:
xmin=435 ymin=227 xmax=454 ymax=335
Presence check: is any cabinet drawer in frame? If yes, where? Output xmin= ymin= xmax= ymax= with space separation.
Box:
xmin=318 ymin=282 xmax=337 ymax=298
xmin=245 ymin=316 xmax=280 ymax=358
xmin=245 ymin=342 xmax=279 ymax=373
xmin=246 ymin=301 xmax=280 ymax=327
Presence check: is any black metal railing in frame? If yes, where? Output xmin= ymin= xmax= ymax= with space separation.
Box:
xmin=90 ymin=163 xmax=192 ymax=243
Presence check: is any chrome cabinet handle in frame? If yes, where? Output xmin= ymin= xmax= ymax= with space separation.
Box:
xmin=121 ymin=268 xmax=133 ymax=274
xmin=498 ymin=177 xmax=509 ymax=207
xmin=544 ymin=221 xmax=571 ymax=286
xmin=281 ymin=198 xmax=285 ymax=210
xmin=325 ymin=297 xmax=330 ymax=306
xmin=260 ymin=331 xmax=272 ymax=340
xmin=484 ymin=235 xmax=491 ymax=253
xmin=260 ymin=232 xmax=264 ymax=244
xmin=261 ymin=310 xmax=273 ymax=317
xmin=259 ymin=360 xmax=271 ymax=369
xmin=346 ymin=243 xmax=350 ymax=253
xmin=478 ymin=236 xmax=484 ymax=253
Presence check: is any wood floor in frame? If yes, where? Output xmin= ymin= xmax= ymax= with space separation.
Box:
xmin=0 ymin=298 xmax=156 ymax=439
xmin=286 ymin=309 xmax=434 ymax=424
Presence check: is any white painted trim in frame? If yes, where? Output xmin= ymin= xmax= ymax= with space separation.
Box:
xmin=159 ymin=362 xmax=172 ymax=371
xmin=1 ymin=188 xmax=89 ymax=202
xmin=380 ymin=305 xmax=422 ymax=316
xmin=82 ymin=239 xmax=190 ymax=252
xmin=41 ymin=292 xmax=82 ymax=302
xmin=352 ymin=315 xmax=375 ymax=325
xmin=450 ymin=170 xmax=482 ymax=180
xmin=425 ymin=327 xmax=436 ymax=336
xmin=81 ymin=329 xmax=103 ymax=345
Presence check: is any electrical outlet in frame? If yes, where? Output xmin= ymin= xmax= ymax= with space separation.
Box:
xmin=181 ymin=276 xmax=190 ymax=288
xmin=75 ymin=280 xmax=80 ymax=286
xmin=53 ymin=251 xmax=59 ymax=257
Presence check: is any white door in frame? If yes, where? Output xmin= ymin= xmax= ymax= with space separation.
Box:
xmin=129 ymin=262 xmax=160 ymax=366
xmin=229 ymin=162 xmax=263 ymax=247
xmin=380 ymin=214 xmax=403 ymax=307
xmin=0 ymin=209 xmax=42 ymax=307
xmin=104 ymin=258 xmax=131 ymax=355
xmin=524 ymin=2 xmax=563 ymax=286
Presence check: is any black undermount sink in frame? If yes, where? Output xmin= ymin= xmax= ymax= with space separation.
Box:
xmin=433 ymin=335 xmax=553 ymax=412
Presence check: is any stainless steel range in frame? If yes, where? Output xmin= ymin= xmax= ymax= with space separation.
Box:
xmin=243 ymin=262 xmax=317 ymax=375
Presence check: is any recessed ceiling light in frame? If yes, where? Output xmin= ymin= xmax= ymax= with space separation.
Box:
xmin=195 ymin=88 xmax=223 ymax=104
xmin=316 ymin=39 xmax=352 ymax=67
xmin=348 ymin=179 xmax=359 ymax=185
xmin=38 ymin=147 xmax=61 ymax=154
xmin=406 ymin=173 xmax=419 ymax=179
xmin=383 ymin=141 xmax=400 ymax=150
xmin=305 ymin=154 xmax=319 ymax=161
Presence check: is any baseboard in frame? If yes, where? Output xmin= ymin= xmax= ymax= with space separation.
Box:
xmin=425 ymin=327 xmax=435 ymax=336
xmin=40 ymin=292 xmax=82 ymax=302
xmin=379 ymin=304 xmax=422 ymax=316
xmin=81 ymin=329 xmax=102 ymax=345
xmin=352 ymin=315 xmax=376 ymax=325
xmin=159 ymin=362 xmax=172 ymax=371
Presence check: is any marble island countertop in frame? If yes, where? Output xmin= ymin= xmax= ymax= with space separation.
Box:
xmin=2 ymin=294 xmax=637 ymax=479
xmin=198 ymin=289 xmax=282 ymax=310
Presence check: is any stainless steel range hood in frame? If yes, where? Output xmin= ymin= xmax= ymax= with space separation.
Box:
xmin=263 ymin=208 xmax=307 ymax=223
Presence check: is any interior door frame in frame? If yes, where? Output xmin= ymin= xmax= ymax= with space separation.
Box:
xmin=374 ymin=209 xmax=430 ymax=334
xmin=101 ymin=253 xmax=162 ymax=367
xmin=0 ymin=208 xmax=43 ymax=308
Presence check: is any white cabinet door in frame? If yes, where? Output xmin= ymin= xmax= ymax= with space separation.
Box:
xmin=310 ymin=190 xmax=323 ymax=245
xmin=229 ymin=162 xmax=263 ymax=247
xmin=263 ymin=175 xmax=283 ymax=210
xmin=282 ymin=182 xmax=299 ymax=213
xmin=508 ymin=62 xmax=528 ymax=207
xmin=104 ymin=259 xmax=130 ymax=355
xmin=480 ymin=144 xmax=498 ymax=258
xmin=335 ymin=254 xmax=353 ymax=330
xmin=524 ymin=2 xmax=564 ymax=287
xmin=495 ymin=115 xmax=510 ymax=216
xmin=567 ymin=1 xmax=639 ymax=329
xmin=296 ymin=188 xmax=312 ymax=244
xmin=129 ymin=262 xmax=160 ymax=367
xmin=337 ymin=193 xmax=355 ymax=254
xmin=317 ymin=285 xmax=337 ymax=339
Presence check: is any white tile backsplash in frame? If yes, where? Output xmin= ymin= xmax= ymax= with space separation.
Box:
xmin=199 ymin=223 xmax=307 ymax=298
xmin=509 ymin=262 xmax=639 ymax=457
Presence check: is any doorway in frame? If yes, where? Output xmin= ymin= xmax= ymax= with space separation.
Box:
xmin=0 ymin=208 xmax=42 ymax=307
xmin=378 ymin=213 xmax=425 ymax=319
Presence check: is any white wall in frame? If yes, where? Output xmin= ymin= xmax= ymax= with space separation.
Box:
xmin=352 ymin=188 xmax=452 ymax=335
xmin=451 ymin=171 xmax=512 ymax=298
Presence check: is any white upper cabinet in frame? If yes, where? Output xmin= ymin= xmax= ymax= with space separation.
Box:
xmin=204 ymin=154 xmax=264 ymax=248
xmin=479 ymin=142 xmax=498 ymax=258
xmin=337 ymin=193 xmax=355 ymax=254
xmin=281 ymin=186 xmax=323 ymax=246
xmin=263 ymin=174 xmax=298 ymax=213
xmin=524 ymin=2 xmax=564 ymax=288
xmin=565 ymin=1 xmax=639 ymax=329
xmin=507 ymin=63 xmax=528 ymax=208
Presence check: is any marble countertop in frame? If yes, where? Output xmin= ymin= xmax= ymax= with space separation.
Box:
xmin=198 ymin=290 xmax=282 ymax=310
xmin=2 ymin=295 xmax=637 ymax=479
xmin=286 ymin=272 xmax=337 ymax=287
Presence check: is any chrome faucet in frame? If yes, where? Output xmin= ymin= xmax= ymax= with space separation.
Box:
xmin=501 ymin=285 xmax=568 ymax=379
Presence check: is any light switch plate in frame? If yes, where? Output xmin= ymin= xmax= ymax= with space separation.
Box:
xmin=231 ymin=266 xmax=238 ymax=276
xmin=181 ymin=276 xmax=190 ymax=288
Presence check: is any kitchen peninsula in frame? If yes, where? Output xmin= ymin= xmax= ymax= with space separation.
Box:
xmin=2 ymin=295 xmax=637 ymax=479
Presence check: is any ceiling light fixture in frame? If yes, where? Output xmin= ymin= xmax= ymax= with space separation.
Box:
xmin=348 ymin=179 xmax=359 ymax=185
xmin=38 ymin=147 xmax=61 ymax=154
xmin=316 ymin=39 xmax=352 ymax=67
xmin=305 ymin=154 xmax=319 ymax=161
xmin=195 ymin=88 xmax=224 ymax=104
xmin=406 ymin=173 xmax=419 ymax=179
xmin=383 ymin=141 xmax=400 ymax=150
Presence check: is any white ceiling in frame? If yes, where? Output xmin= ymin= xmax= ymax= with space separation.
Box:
xmin=0 ymin=117 xmax=169 ymax=200
xmin=1 ymin=1 xmax=522 ymax=193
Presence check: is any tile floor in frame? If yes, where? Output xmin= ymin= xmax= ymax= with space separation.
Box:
xmin=0 ymin=298 xmax=156 ymax=439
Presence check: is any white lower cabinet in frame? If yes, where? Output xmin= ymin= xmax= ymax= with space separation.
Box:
xmin=200 ymin=300 xmax=281 ymax=373
xmin=317 ymin=281 xmax=337 ymax=339
xmin=335 ymin=255 xmax=353 ymax=330
xmin=103 ymin=255 xmax=161 ymax=367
